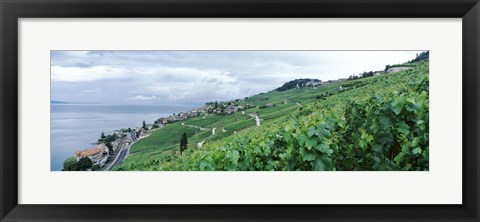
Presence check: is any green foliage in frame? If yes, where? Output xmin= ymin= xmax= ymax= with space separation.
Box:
xmin=106 ymin=142 xmax=114 ymax=154
xmin=63 ymin=156 xmax=95 ymax=171
xmin=62 ymin=157 xmax=77 ymax=171
xmin=91 ymin=164 xmax=101 ymax=171
xmin=98 ymin=133 xmax=117 ymax=144
xmin=73 ymin=157 xmax=93 ymax=171
xmin=180 ymin=132 xmax=188 ymax=155
xmin=410 ymin=51 xmax=429 ymax=63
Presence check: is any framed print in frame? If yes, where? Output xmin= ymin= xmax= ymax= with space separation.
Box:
xmin=1 ymin=0 xmax=479 ymax=221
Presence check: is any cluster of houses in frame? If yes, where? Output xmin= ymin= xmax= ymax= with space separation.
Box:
xmin=74 ymin=143 xmax=110 ymax=166
xmin=285 ymin=78 xmax=352 ymax=91
xmin=161 ymin=106 xmax=209 ymax=123
xmin=73 ymin=130 xmax=138 ymax=168
xmin=210 ymin=103 xmax=255 ymax=114
xmin=160 ymin=103 xmax=255 ymax=124
xmin=325 ymin=78 xmax=348 ymax=84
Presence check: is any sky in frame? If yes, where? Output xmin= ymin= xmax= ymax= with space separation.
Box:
xmin=51 ymin=50 xmax=423 ymax=105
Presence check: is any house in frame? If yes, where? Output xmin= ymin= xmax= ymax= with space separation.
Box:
xmin=224 ymin=105 xmax=238 ymax=114
xmin=74 ymin=144 xmax=109 ymax=166
xmin=373 ymin=71 xmax=383 ymax=76
xmin=265 ymin=102 xmax=274 ymax=108
xmin=386 ymin=67 xmax=413 ymax=73
xmin=197 ymin=106 xmax=208 ymax=113
xmin=145 ymin=124 xmax=153 ymax=130
xmin=112 ymin=130 xmax=122 ymax=137
xmin=305 ymin=80 xmax=322 ymax=87
xmin=162 ymin=118 xmax=168 ymax=124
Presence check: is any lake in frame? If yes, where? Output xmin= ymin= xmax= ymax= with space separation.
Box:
xmin=51 ymin=104 xmax=197 ymax=171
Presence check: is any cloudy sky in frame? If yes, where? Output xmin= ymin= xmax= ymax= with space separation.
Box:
xmin=51 ymin=51 xmax=423 ymax=105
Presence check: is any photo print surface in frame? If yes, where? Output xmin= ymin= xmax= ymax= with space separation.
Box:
xmin=51 ymin=50 xmax=429 ymax=171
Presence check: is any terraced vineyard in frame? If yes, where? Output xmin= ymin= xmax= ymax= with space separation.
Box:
xmin=116 ymin=60 xmax=429 ymax=171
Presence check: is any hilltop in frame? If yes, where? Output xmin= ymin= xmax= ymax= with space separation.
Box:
xmin=276 ymin=78 xmax=324 ymax=91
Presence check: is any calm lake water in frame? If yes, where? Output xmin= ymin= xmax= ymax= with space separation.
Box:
xmin=51 ymin=104 xmax=197 ymax=171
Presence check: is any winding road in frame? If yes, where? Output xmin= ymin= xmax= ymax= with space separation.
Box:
xmin=104 ymin=131 xmax=136 ymax=171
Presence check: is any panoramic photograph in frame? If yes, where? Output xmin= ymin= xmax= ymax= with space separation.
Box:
xmin=51 ymin=50 xmax=429 ymax=171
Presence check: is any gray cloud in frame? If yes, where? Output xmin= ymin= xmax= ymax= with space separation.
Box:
xmin=51 ymin=50 xmax=423 ymax=105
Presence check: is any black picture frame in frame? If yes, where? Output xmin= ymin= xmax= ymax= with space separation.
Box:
xmin=1 ymin=0 xmax=479 ymax=221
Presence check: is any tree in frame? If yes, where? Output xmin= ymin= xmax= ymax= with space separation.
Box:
xmin=106 ymin=142 xmax=114 ymax=154
xmin=62 ymin=157 xmax=77 ymax=171
xmin=91 ymin=164 xmax=101 ymax=171
xmin=179 ymin=132 xmax=188 ymax=155
xmin=101 ymin=131 xmax=106 ymax=139
xmin=214 ymin=101 xmax=218 ymax=109
xmin=410 ymin=51 xmax=429 ymax=63
xmin=384 ymin=65 xmax=391 ymax=72
xmin=142 ymin=120 xmax=147 ymax=130
xmin=73 ymin=157 xmax=93 ymax=171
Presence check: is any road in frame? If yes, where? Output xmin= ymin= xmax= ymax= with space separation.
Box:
xmin=103 ymin=131 xmax=136 ymax=171
xmin=109 ymin=148 xmax=128 ymax=169
xmin=181 ymin=122 xmax=208 ymax=130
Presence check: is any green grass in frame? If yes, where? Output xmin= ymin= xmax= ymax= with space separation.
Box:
xmin=129 ymin=121 xmax=199 ymax=154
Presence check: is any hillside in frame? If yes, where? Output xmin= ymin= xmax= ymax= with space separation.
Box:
xmin=116 ymin=60 xmax=429 ymax=171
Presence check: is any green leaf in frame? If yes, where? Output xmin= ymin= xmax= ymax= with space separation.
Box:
xmin=298 ymin=134 xmax=308 ymax=146
xmin=396 ymin=121 xmax=410 ymax=135
xmin=230 ymin=150 xmax=240 ymax=164
xmin=307 ymin=127 xmax=316 ymax=137
xmin=392 ymin=99 xmax=405 ymax=115
xmin=300 ymin=148 xmax=316 ymax=161
xmin=305 ymin=137 xmax=317 ymax=149
xmin=394 ymin=153 xmax=405 ymax=164
xmin=320 ymin=155 xmax=334 ymax=170
xmin=313 ymin=159 xmax=325 ymax=171
xmin=372 ymin=144 xmax=383 ymax=154
xmin=397 ymin=126 xmax=410 ymax=135
xmin=412 ymin=147 xmax=422 ymax=155
xmin=284 ymin=123 xmax=294 ymax=132
xmin=313 ymin=155 xmax=333 ymax=170
xmin=393 ymin=106 xmax=402 ymax=115
xmin=380 ymin=116 xmax=392 ymax=128
xmin=199 ymin=161 xmax=213 ymax=171
xmin=315 ymin=127 xmax=331 ymax=140
xmin=359 ymin=140 xmax=367 ymax=149
xmin=317 ymin=143 xmax=331 ymax=154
